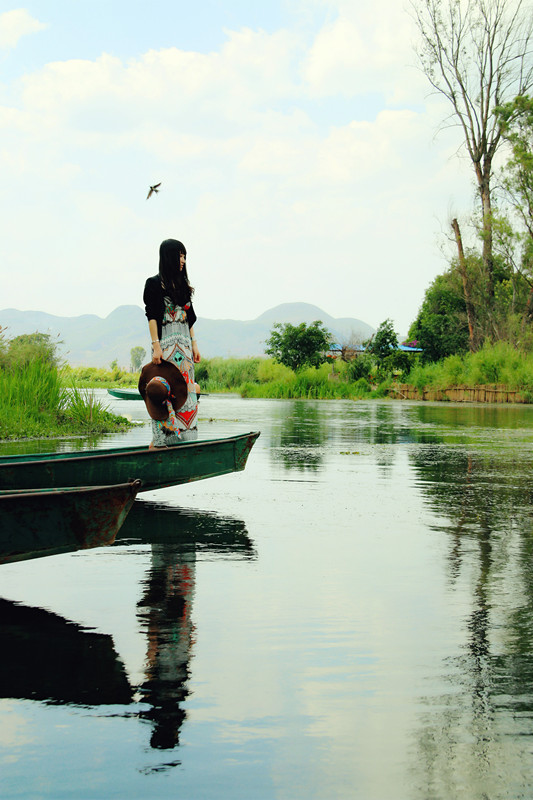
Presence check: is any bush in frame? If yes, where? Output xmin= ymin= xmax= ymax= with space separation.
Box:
xmin=257 ymin=358 xmax=293 ymax=383
xmin=403 ymin=341 xmax=533 ymax=392
xmin=346 ymin=354 xmax=373 ymax=381
xmin=0 ymin=333 xmax=133 ymax=439
xmin=353 ymin=377 xmax=372 ymax=396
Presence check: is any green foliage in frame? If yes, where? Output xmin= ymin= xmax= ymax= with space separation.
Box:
xmin=409 ymin=95 xmax=533 ymax=358
xmin=365 ymin=319 xmax=398 ymax=359
xmin=345 ymin=354 xmax=373 ymax=381
xmin=409 ymin=272 xmax=470 ymax=362
xmin=198 ymin=357 xmax=262 ymax=392
xmin=404 ymin=341 xmax=533 ymax=391
xmin=265 ymin=321 xmax=331 ymax=371
xmin=64 ymin=365 xmax=139 ymax=388
xmin=62 ymin=387 xmax=124 ymax=429
xmin=494 ymin=96 xmax=533 ymax=309
xmin=256 ymin=358 xmax=294 ymax=383
xmin=130 ymin=346 xmax=146 ymax=371
xmin=0 ymin=333 xmax=132 ymax=439
xmin=4 ymin=332 xmax=62 ymax=368
xmin=353 ymin=377 xmax=372 ymax=396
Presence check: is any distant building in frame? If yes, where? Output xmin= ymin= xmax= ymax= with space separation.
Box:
xmin=328 ymin=342 xmax=422 ymax=360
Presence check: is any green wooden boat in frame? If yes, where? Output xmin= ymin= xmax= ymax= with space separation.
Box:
xmin=0 ymin=480 xmax=141 ymax=564
xmin=107 ymin=388 xmax=143 ymax=400
xmin=0 ymin=431 xmax=260 ymax=494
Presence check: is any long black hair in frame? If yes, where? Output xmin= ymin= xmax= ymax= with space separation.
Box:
xmin=158 ymin=239 xmax=194 ymax=306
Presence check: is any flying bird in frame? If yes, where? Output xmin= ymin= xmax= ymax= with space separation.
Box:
xmin=146 ymin=182 xmax=161 ymax=200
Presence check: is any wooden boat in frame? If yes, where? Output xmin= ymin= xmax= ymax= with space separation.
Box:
xmin=107 ymin=387 xmax=208 ymax=400
xmin=0 ymin=480 xmax=141 ymax=564
xmin=107 ymin=388 xmax=143 ymax=400
xmin=0 ymin=431 xmax=260 ymax=493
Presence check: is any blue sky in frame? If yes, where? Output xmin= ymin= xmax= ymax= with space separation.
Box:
xmin=0 ymin=1 xmax=473 ymax=335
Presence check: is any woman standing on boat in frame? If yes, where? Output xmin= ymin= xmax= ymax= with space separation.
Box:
xmin=143 ymin=239 xmax=201 ymax=444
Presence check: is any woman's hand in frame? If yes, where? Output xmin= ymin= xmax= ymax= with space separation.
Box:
xmin=152 ymin=341 xmax=163 ymax=364
xmin=192 ymin=341 xmax=201 ymax=363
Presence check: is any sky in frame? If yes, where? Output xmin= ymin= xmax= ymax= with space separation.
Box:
xmin=0 ymin=0 xmax=477 ymax=335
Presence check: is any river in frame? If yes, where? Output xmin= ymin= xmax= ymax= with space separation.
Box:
xmin=1 ymin=393 xmax=533 ymax=799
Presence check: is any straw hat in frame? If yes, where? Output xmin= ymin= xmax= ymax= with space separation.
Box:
xmin=138 ymin=360 xmax=188 ymax=421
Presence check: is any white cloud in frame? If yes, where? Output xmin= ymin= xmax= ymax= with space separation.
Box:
xmin=302 ymin=0 xmax=426 ymax=104
xmin=0 ymin=8 xmax=473 ymax=336
xmin=0 ymin=9 xmax=48 ymax=49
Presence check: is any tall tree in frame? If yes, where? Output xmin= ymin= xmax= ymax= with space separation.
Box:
xmin=265 ymin=321 xmax=331 ymax=372
xmin=496 ymin=95 xmax=533 ymax=322
xmin=130 ymin=346 xmax=146 ymax=372
xmin=412 ymin=0 xmax=533 ymax=307
xmin=365 ymin=319 xmax=398 ymax=360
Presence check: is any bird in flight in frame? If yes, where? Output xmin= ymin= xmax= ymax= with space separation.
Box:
xmin=146 ymin=182 xmax=161 ymax=200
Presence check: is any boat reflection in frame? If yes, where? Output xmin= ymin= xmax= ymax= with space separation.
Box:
xmin=0 ymin=598 xmax=132 ymax=705
xmin=116 ymin=499 xmax=256 ymax=559
xmin=0 ymin=503 xmax=254 ymax=770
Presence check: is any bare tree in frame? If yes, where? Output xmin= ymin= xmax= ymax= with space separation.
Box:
xmin=412 ymin=0 xmax=533 ymax=305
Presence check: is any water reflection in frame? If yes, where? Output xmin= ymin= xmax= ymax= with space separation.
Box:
xmin=116 ymin=499 xmax=256 ymax=560
xmin=0 ymin=503 xmax=255 ymax=771
xmin=270 ymin=400 xmax=433 ymax=473
xmin=410 ymin=401 xmax=533 ymax=433
xmin=271 ymin=400 xmax=326 ymax=471
xmin=0 ymin=598 xmax=132 ymax=705
xmin=137 ymin=546 xmax=194 ymax=753
xmin=409 ymin=442 xmax=533 ymax=797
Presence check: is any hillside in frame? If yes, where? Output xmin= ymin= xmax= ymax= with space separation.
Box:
xmin=0 ymin=303 xmax=375 ymax=367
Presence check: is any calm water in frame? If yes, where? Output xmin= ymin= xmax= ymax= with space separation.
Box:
xmin=2 ymin=394 xmax=533 ymax=799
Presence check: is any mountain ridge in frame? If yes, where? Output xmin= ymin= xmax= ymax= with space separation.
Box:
xmin=0 ymin=303 xmax=375 ymax=367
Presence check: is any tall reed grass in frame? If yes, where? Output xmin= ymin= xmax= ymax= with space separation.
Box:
xmin=0 ymin=354 xmax=133 ymax=440
xmin=64 ymin=365 xmax=139 ymax=388
xmin=404 ymin=342 xmax=533 ymax=392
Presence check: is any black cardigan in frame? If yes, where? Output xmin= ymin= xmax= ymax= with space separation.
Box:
xmin=143 ymin=275 xmax=197 ymax=340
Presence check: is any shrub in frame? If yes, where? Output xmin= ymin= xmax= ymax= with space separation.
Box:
xmin=346 ymin=354 xmax=373 ymax=381
xmin=257 ymin=358 xmax=293 ymax=383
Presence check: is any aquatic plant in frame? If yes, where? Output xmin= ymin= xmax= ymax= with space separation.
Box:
xmin=0 ymin=338 xmax=132 ymax=439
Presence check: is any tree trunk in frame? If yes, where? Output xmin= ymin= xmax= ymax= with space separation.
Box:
xmin=451 ymin=218 xmax=476 ymax=351
xmin=523 ymin=284 xmax=533 ymax=328
xmin=474 ymin=159 xmax=495 ymax=304
xmin=480 ymin=170 xmax=494 ymax=303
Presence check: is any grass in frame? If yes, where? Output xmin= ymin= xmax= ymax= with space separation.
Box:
xmin=40 ymin=342 xmax=533 ymax=411
xmin=196 ymin=357 xmax=392 ymax=400
xmin=404 ymin=341 xmax=533 ymax=393
xmin=64 ymin=364 xmax=139 ymax=388
xmin=0 ymin=356 xmax=134 ymax=440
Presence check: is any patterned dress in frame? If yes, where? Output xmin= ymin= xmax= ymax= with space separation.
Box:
xmin=151 ymin=297 xmax=198 ymax=447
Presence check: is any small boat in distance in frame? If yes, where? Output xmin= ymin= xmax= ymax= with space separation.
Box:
xmin=0 ymin=480 xmax=141 ymax=564
xmin=0 ymin=431 xmax=260 ymax=493
xmin=107 ymin=388 xmax=143 ymax=400
xmin=107 ymin=387 xmax=208 ymax=400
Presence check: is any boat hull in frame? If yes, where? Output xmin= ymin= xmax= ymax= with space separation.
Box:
xmin=0 ymin=480 xmax=141 ymax=564
xmin=107 ymin=388 xmax=143 ymax=400
xmin=0 ymin=432 xmax=260 ymax=493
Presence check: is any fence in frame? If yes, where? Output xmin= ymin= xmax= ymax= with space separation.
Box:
xmin=388 ymin=384 xmax=531 ymax=404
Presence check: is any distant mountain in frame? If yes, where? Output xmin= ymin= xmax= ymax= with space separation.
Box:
xmin=0 ymin=303 xmax=374 ymax=367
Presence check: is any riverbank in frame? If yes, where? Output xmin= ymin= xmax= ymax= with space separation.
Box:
xmin=388 ymin=383 xmax=533 ymax=403
xmin=66 ymin=342 xmax=533 ymax=405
